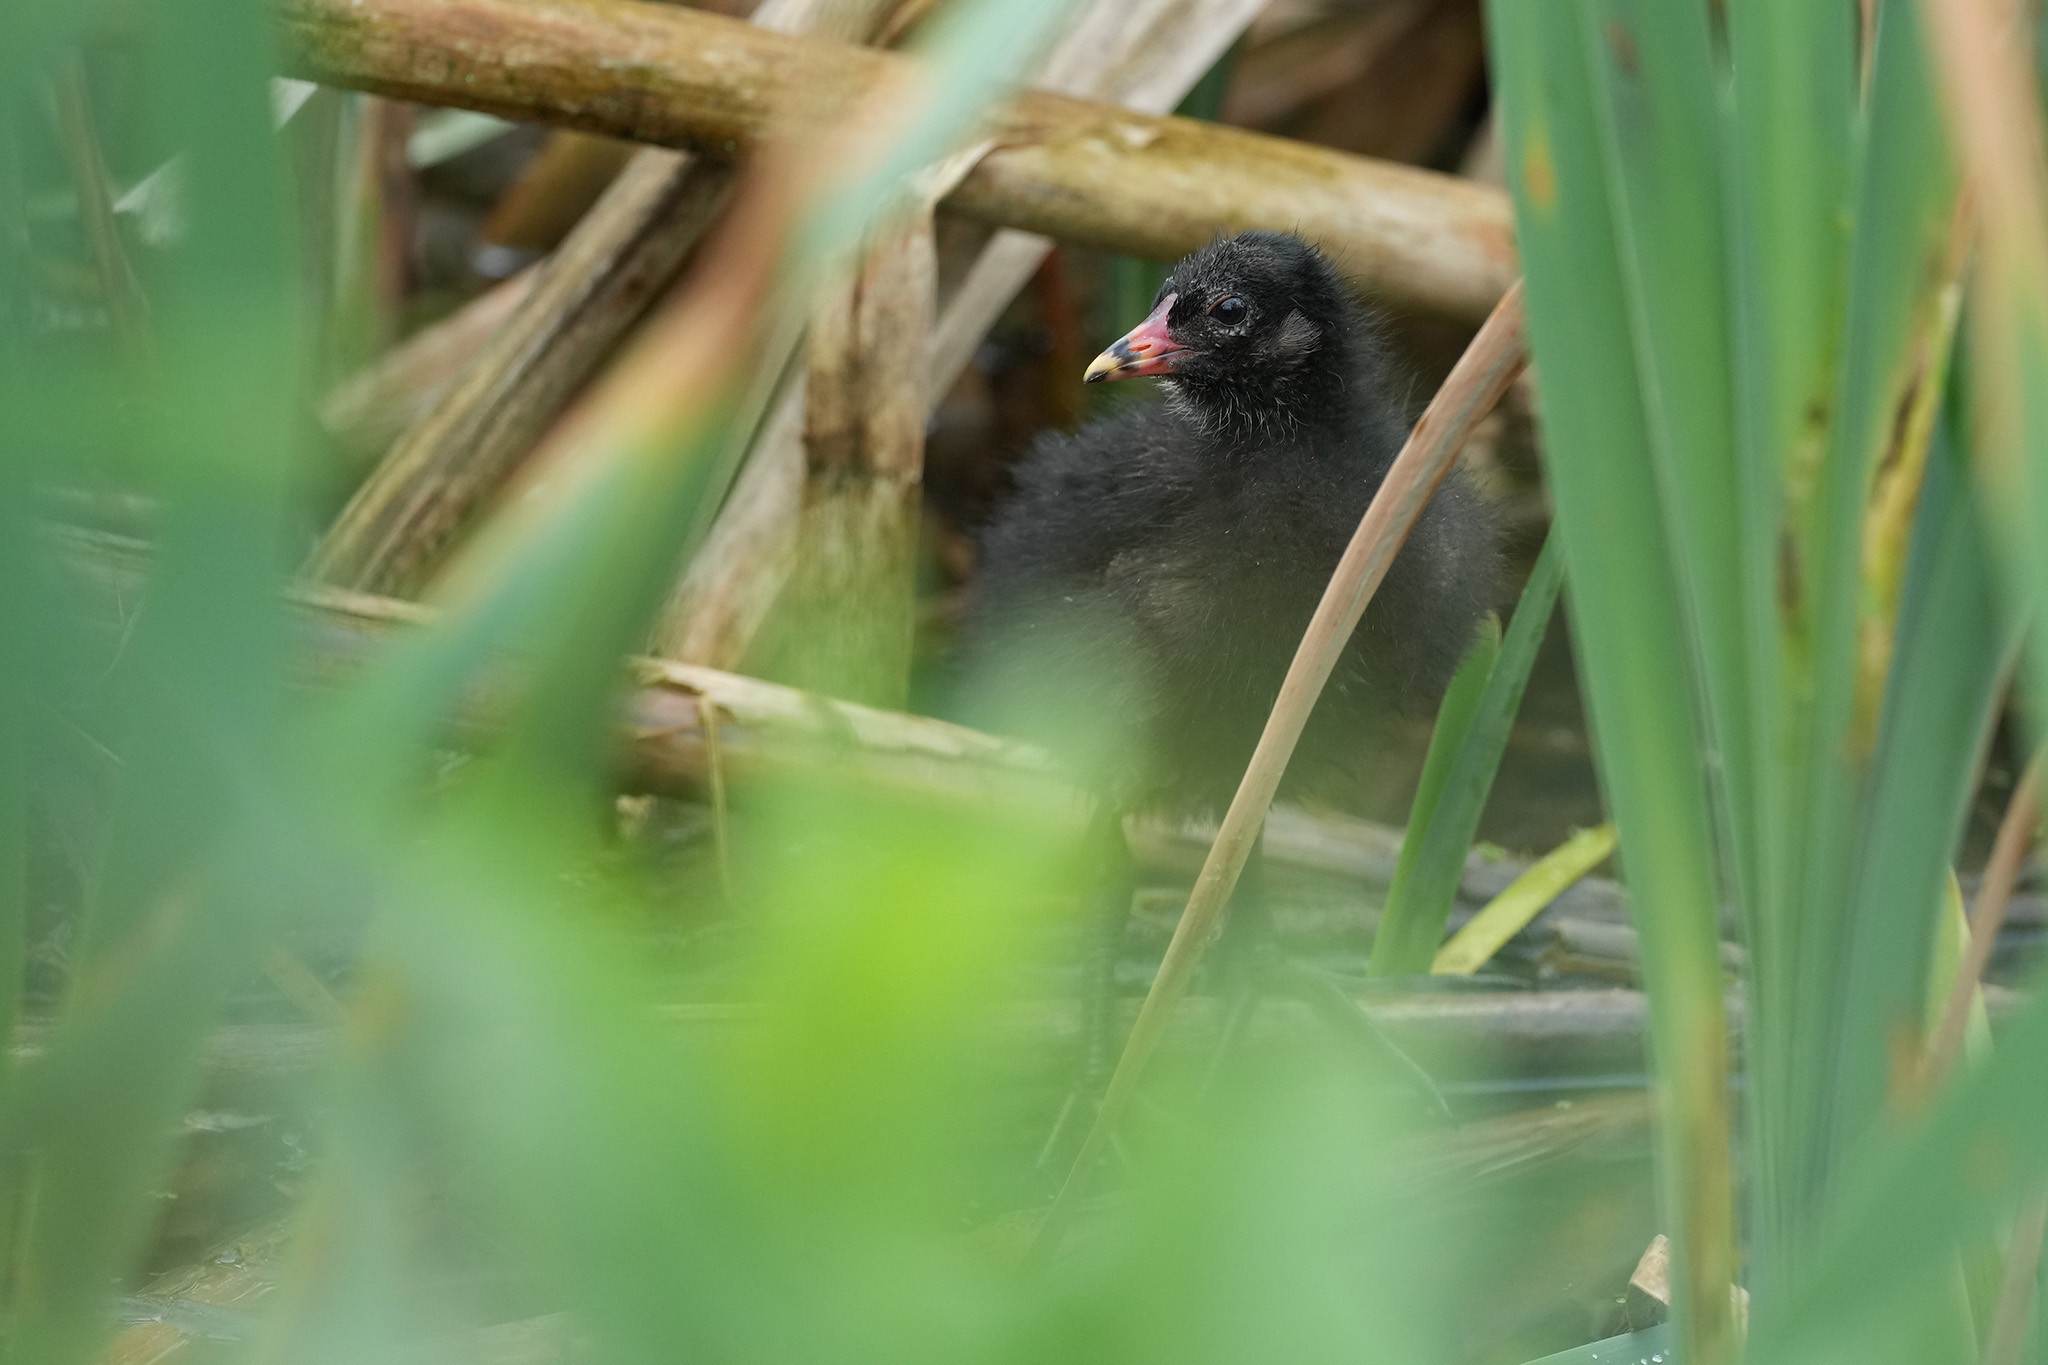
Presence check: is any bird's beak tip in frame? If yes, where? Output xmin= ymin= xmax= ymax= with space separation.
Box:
xmin=1084 ymin=292 xmax=1182 ymax=385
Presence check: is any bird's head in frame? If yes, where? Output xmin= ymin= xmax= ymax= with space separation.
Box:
xmin=1083 ymin=231 xmax=1362 ymax=433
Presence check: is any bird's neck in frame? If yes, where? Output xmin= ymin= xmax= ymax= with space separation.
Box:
xmin=1169 ymin=333 xmax=1379 ymax=455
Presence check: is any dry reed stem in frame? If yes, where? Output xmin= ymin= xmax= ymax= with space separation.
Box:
xmin=278 ymin=0 xmax=1517 ymax=323
xmin=310 ymin=147 xmax=736 ymax=592
xmin=478 ymin=130 xmax=635 ymax=259
xmin=364 ymin=98 xmax=418 ymax=341
xmin=319 ymin=268 xmax=540 ymax=463
xmin=1915 ymin=39 xmax=2048 ymax=1354
xmin=285 ymin=577 xmax=1082 ymax=821
xmin=653 ymin=395 xmax=808 ymax=664
xmin=656 ymin=0 xmax=935 ymax=693
xmin=693 ymin=689 xmax=739 ymax=907
xmin=71 ymin=528 xmax=1642 ymax=902
xmin=1031 ymin=281 xmax=1529 ymax=1258
xmin=775 ymin=211 xmax=937 ymax=704
xmin=1913 ymin=58 xmax=2048 ymax=1360
xmin=312 ymin=0 xmax=862 ymax=597
xmin=72 ymin=527 xmax=1742 ymax=940
xmin=263 ymin=946 xmax=348 ymax=1027
xmin=1918 ymin=0 xmax=2048 ymax=511
xmin=425 ymin=0 xmax=1062 ymax=673
xmin=1919 ymin=0 xmax=2048 ymax=287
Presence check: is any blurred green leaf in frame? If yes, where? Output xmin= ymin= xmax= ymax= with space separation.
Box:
xmin=1 ymin=0 xmax=306 ymax=1357
xmin=12 ymin=0 xmax=2048 ymax=1360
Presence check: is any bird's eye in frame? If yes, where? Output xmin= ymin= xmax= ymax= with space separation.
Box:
xmin=1209 ymin=296 xmax=1247 ymax=324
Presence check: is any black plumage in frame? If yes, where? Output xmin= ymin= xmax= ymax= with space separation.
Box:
xmin=960 ymin=231 xmax=1499 ymax=812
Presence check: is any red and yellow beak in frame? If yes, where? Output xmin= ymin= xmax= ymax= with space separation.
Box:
xmin=1083 ymin=292 xmax=1186 ymax=383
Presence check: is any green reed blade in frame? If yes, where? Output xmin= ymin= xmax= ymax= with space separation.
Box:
xmin=1372 ymin=531 xmax=1562 ymax=977
xmin=1832 ymin=387 xmax=2012 ymax=1163
xmin=1371 ymin=617 xmax=1497 ymax=975
xmin=1719 ymin=0 xmax=1856 ymax=1286
xmin=1486 ymin=1 xmax=1739 ymax=1358
xmin=1793 ymin=0 xmax=1966 ymax=1193
xmin=1577 ymin=0 xmax=1753 ymax=915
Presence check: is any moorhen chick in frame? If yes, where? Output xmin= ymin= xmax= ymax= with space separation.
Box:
xmin=959 ymin=231 xmax=1499 ymax=1135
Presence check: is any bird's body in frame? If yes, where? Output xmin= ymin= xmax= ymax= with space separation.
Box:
xmin=961 ymin=232 xmax=1498 ymax=812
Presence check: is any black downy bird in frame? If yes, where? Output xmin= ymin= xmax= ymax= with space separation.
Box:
xmin=959 ymin=232 xmax=1499 ymax=1128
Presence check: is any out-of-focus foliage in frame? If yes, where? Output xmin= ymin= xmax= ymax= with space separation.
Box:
xmin=10 ymin=0 xmax=2048 ymax=1360
xmin=0 ymin=3 xmax=1647 ymax=1364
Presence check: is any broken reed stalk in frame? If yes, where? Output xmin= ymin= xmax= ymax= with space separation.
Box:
xmin=653 ymin=393 xmax=806 ymax=663
xmin=312 ymin=0 xmax=907 ymax=603
xmin=312 ymin=0 xmax=886 ymax=597
xmin=309 ymin=144 xmax=736 ymax=593
xmin=614 ymin=0 xmax=928 ymax=687
xmin=313 ymin=114 xmax=775 ymax=594
xmin=763 ymin=0 xmax=973 ymax=696
xmin=1927 ymin=749 xmax=2043 ymax=1085
xmin=772 ymin=212 xmax=937 ymax=705
xmin=649 ymin=0 xmax=1270 ymax=666
xmin=1031 ymin=280 xmax=1529 ymax=1259
xmin=278 ymin=0 xmax=1516 ymax=324
xmin=292 ymin=580 xmax=1085 ymax=823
